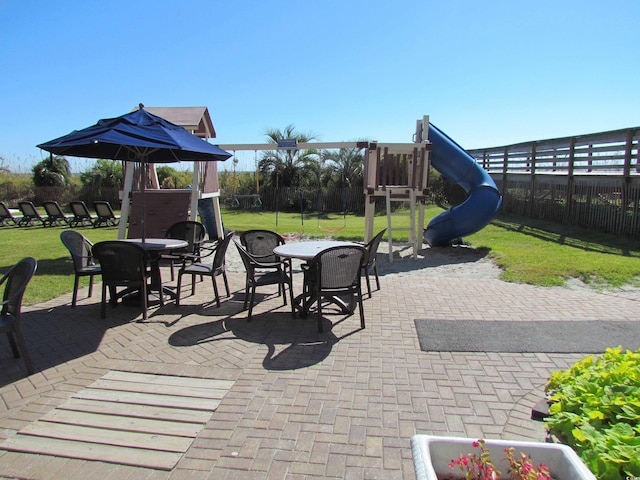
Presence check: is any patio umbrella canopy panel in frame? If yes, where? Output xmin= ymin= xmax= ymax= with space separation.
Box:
xmin=37 ymin=105 xmax=231 ymax=240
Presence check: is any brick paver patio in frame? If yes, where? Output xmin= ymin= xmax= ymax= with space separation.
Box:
xmin=0 ymin=244 xmax=637 ymax=479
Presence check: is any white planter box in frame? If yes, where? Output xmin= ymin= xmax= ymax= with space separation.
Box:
xmin=411 ymin=435 xmax=596 ymax=480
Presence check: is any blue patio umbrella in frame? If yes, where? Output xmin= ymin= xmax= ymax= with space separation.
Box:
xmin=37 ymin=104 xmax=231 ymax=240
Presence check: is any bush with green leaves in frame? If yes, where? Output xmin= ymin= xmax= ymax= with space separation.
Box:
xmin=545 ymin=347 xmax=640 ymax=480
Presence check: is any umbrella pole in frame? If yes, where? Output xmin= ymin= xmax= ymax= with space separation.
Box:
xmin=141 ymin=160 xmax=146 ymax=242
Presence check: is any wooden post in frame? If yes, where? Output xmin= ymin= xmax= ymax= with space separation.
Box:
xmin=118 ymin=163 xmax=135 ymax=239
xmin=529 ymin=142 xmax=537 ymax=217
xmin=565 ymin=138 xmax=576 ymax=223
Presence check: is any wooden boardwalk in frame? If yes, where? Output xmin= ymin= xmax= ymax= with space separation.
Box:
xmin=1 ymin=371 xmax=234 ymax=470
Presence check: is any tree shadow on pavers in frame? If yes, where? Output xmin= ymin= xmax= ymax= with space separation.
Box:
xmin=0 ymin=303 xmax=137 ymax=387
xmin=375 ymin=244 xmax=492 ymax=276
xmin=168 ymin=310 xmax=360 ymax=371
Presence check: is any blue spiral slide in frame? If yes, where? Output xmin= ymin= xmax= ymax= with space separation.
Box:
xmin=424 ymin=124 xmax=502 ymax=247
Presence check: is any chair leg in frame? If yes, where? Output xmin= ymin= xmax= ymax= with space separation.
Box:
xmin=72 ymin=275 xmax=80 ymax=307
xmin=357 ymin=286 xmax=365 ymax=329
xmin=12 ymin=325 xmax=34 ymax=374
xmin=211 ymin=276 xmax=221 ymax=308
xmin=243 ymin=281 xmax=250 ymax=310
xmin=141 ymin=282 xmax=148 ymax=320
xmin=222 ymin=271 xmax=230 ymax=297
xmin=176 ymin=272 xmax=183 ymax=306
xmin=288 ymin=281 xmax=295 ymax=317
xmin=365 ymin=268 xmax=372 ymax=298
xmin=191 ymin=273 xmax=197 ymax=295
xmin=247 ymin=285 xmax=256 ymax=321
xmin=373 ymin=264 xmax=380 ymax=291
xmin=6 ymin=332 xmax=20 ymax=358
xmin=101 ymin=284 xmax=107 ymax=319
xmin=88 ymin=275 xmax=94 ymax=298
xmin=317 ymin=293 xmax=323 ymax=333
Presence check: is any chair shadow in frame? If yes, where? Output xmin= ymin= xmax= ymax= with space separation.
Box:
xmin=0 ymin=302 xmax=136 ymax=388
xmin=168 ymin=307 xmax=360 ymax=371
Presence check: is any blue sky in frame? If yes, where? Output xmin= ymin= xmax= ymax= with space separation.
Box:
xmin=1 ymin=0 xmax=638 ymax=173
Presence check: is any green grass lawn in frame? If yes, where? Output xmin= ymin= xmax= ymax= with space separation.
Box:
xmin=2 ymin=206 xmax=639 ymax=306
xmin=467 ymin=214 xmax=640 ymax=288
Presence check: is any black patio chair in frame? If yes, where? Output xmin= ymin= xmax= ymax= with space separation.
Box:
xmin=69 ymin=201 xmax=96 ymax=227
xmin=162 ymin=221 xmax=207 ymax=281
xmin=92 ymin=241 xmax=151 ymax=320
xmin=235 ymin=240 xmax=295 ymax=321
xmin=17 ymin=201 xmax=45 ymax=227
xmin=302 ymin=245 xmax=367 ymax=333
xmin=60 ymin=230 xmax=102 ymax=307
xmin=43 ymin=200 xmax=72 ymax=227
xmin=240 ymin=229 xmax=292 ymax=296
xmin=0 ymin=257 xmax=37 ymax=374
xmin=359 ymin=228 xmax=386 ymax=298
xmin=0 ymin=201 xmax=19 ymax=226
xmin=93 ymin=201 xmax=120 ymax=227
xmin=176 ymin=231 xmax=233 ymax=307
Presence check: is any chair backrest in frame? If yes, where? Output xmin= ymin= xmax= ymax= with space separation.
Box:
xmin=213 ymin=231 xmax=234 ymax=269
xmin=313 ymin=245 xmax=367 ymax=290
xmin=94 ymin=201 xmax=116 ymax=219
xmin=92 ymin=241 xmax=148 ymax=284
xmin=240 ymin=230 xmax=285 ymax=263
xmin=70 ymin=201 xmax=93 ymax=219
xmin=365 ymin=228 xmax=386 ymax=266
xmin=234 ymin=240 xmax=258 ymax=277
xmin=43 ymin=201 xmax=65 ymax=218
xmin=0 ymin=201 xmax=14 ymax=219
xmin=1 ymin=257 xmax=37 ymax=318
xmin=18 ymin=201 xmax=40 ymax=217
xmin=60 ymin=231 xmax=95 ymax=271
xmin=165 ymin=221 xmax=206 ymax=253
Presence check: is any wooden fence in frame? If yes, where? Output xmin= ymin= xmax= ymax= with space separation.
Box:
xmin=468 ymin=127 xmax=640 ymax=237
xmin=222 ymin=186 xmax=372 ymax=214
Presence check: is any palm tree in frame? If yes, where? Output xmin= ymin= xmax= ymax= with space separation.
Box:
xmin=320 ymin=142 xmax=367 ymax=189
xmin=32 ymin=155 xmax=71 ymax=187
xmin=258 ymin=125 xmax=319 ymax=188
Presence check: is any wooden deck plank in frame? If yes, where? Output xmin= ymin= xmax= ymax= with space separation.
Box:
xmin=87 ymin=378 xmax=229 ymax=399
xmin=73 ymin=388 xmax=222 ymax=411
xmin=40 ymin=409 xmax=203 ymax=437
xmin=102 ymin=371 xmax=235 ymax=390
xmin=19 ymin=422 xmax=194 ymax=452
xmin=59 ymin=398 xmax=213 ymax=424
xmin=1 ymin=436 xmax=182 ymax=470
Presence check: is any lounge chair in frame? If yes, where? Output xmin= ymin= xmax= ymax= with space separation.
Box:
xmin=93 ymin=201 xmax=120 ymax=227
xmin=17 ymin=201 xmax=45 ymax=227
xmin=69 ymin=201 xmax=95 ymax=227
xmin=43 ymin=201 xmax=72 ymax=227
xmin=0 ymin=202 xmax=19 ymax=226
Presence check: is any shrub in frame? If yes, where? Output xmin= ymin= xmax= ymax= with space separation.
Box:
xmin=545 ymin=347 xmax=640 ymax=480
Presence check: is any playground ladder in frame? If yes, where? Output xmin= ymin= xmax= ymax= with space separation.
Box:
xmin=385 ymin=187 xmax=418 ymax=262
